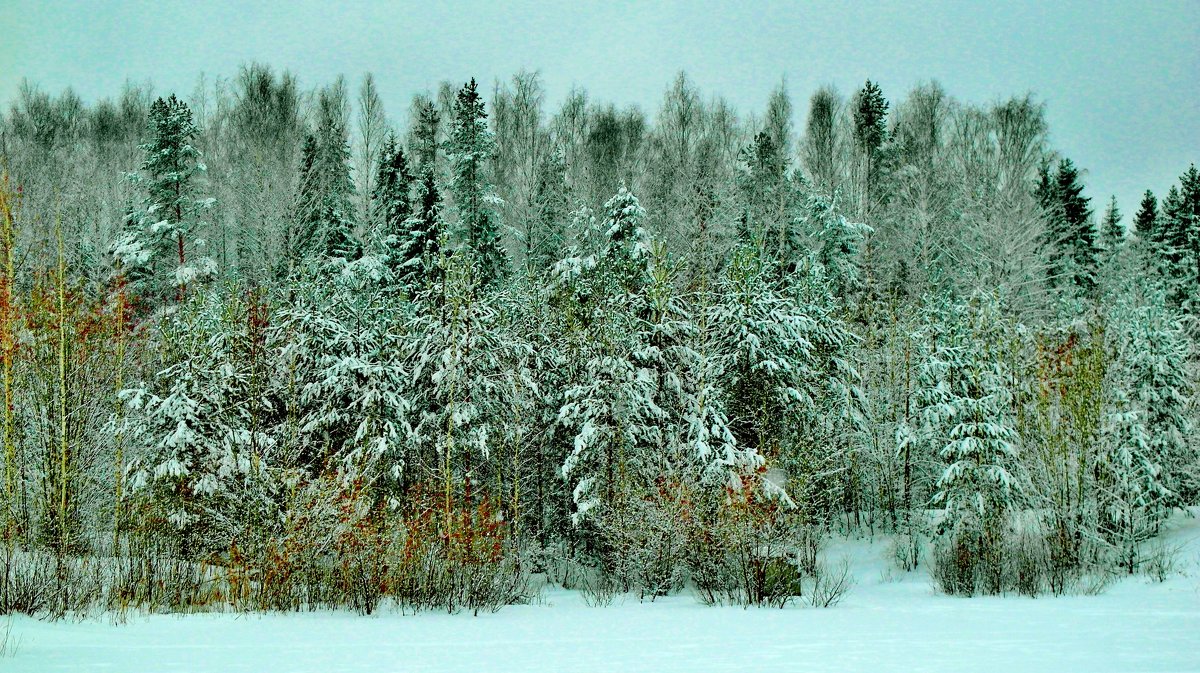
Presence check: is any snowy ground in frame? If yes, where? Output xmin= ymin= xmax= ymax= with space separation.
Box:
xmin=6 ymin=515 xmax=1200 ymax=673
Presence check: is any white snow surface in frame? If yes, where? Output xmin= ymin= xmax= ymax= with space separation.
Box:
xmin=6 ymin=514 xmax=1200 ymax=673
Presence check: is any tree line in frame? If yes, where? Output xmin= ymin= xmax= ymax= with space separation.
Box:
xmin=0 ymin=65 xmax=1197 ymax=614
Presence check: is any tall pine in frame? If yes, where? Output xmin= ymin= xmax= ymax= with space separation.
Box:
xmin=446 ymin=78 xmax=507 ymax=286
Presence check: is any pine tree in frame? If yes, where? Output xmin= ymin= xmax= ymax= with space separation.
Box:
xmin=278 ymin=279 xmax=410 ymax=490
xmin=407 ymin=251 xmax=523 ymax=527
xmin=113 ymin=94 xmax=215 ymax=304
xmin=120 ymin=290 xmax=272 ymax=557
xmin=736 ymin=130 xmax=800 ymax=266
xmin=706 ymin=247 xmax=817 ymax=461
xmin=446 ymin=78 xmax=507 ymax=286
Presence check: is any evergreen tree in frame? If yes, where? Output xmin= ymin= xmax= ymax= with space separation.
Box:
xmin=1041 ymin=159 xmax=1099 ymax=294
xmin=278 ymin=279 xmax=410 ymax=489
xmin=395 ymin=170 xmax=444 ymax=294
xmin=736 ymin=130 xmax=800 ymax=266
xmin=120 ymin=290 xmax=272 ymax=558
xmin=1101 ymin=195 xmax=1123 ymax=252
xmin=410 ymin=96 xmax=440 ymax=173
xmin=295 ymin=84 xmax=360 ymax=270
xmin=600 ymin=185 xmax=652 ymax=294
xmin=1100 ymin=293 xmax=1193 ymax=570
xmin=810 ymin=192 xmax=872 ymax=300
xmin=1134 ymin=190 xmax=1158 ymax=242
xmin=446 ymin=78 xmax=507 ymax=286
xmin=370 ymin=133 xmax=414 ymax=285
xmin=113 ymin=94 xmax=215 ymax=304
xmin=528 ymin=147 xmax=570 ymax=274
xmin=1156 ymin=174 xmax=1200 ymax=307
xmin=853 ymin=80 xmax=889 ymax=216
xmin=927 ymin=293 xmax=1023 ymax=595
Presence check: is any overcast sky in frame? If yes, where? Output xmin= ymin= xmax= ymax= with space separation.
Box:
xmin=3 ymin=0 xmax=1197 ymax=219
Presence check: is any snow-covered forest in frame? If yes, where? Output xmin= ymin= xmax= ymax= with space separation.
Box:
xmin=0 ymin=65 xmax=1197 ymax=625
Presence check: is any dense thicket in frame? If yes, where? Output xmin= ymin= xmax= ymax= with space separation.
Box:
xmin=0 ymin=67 xmax=1196 ymax=615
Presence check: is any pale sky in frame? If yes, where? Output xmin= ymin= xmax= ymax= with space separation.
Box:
xmin=4 ymin=0 xmax=1198 ymax=219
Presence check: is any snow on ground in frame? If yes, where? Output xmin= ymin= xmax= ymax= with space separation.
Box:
xmin=5 ymin=515 xmax=1200 ymax=673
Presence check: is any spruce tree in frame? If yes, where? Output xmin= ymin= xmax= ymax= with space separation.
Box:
xmin=410 ymin=97 xmax=440 ymax=173
xmin=528 ymin=147 xmax=569 ymax=274
xmin=927 ymin=293 xmax=1023 ymax=595
xmin=1041 ymin=158 xmax=1099 ymax=294
xmin=395 ymin=169 xmax=444 ymax=293
xmin=811 ymin=192 xmax=872 ymax=300
xmin=1134 ymin=190 xmax=1158 ymax=242
xmin=370 ymin=133 xmax=414 ymax=284
xmin=600 ymin=185 xmax=652 ymax=295
xmin=853 ymin=80 xmax=888 ymax=216
xmin=1101 ymin=195 xmax=1123 ymax=252
xmin=1059 ymin=159 xmax=1099 ymax=291
xmin=1156 ymin=181 xmax=1197 ymax=307
xmin=446 ymin=78 xmax=507 ymax=286
xmin=295 ymin=84 xmax=360 ymax=269
xmin=1101 ymin=294 xmax=1192 ymax=570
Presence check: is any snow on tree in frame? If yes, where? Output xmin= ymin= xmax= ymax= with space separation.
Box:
xmin=446 ymin=78 xmax=507 ymax=287
xmin=1101 ymin=195 xmax=1124 ymax=253
xmin=294 ymin=82 xmax=361 ymax=272
xmin=600 ymin=185 xmax=652 ymax=294
xmin=112 ymin=94 xmax=215 ymax=305
xmin=639 ymin=242 xmax=766 ymax=492
xmin=404 ymin=249 xmax=527 ymax=523
xmin=118 ymin=289 xmax=273 ymax=557
xmin=1040 ymin=158 xmax=1099 ymax=294
xmin=808 ymin=191 xmax=872 ymax=300
xmin=275 ymin=277 xmax=411 ymax=495
xmin=554 ymin=244 xmax=660 ymax=524
xmin=369 ymin=133 xmax=414 ymax=287
xmin=923 ymin=292 xmax=1024 ymax=594
xmin=527 ymin=146 xmax=570 ymax=275
xmin=390 ymin=169 xmax=444 ymax=294
xmin=1099 ymin=293 xmax=1193 ymax=564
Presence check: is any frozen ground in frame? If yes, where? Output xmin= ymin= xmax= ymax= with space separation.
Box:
xmin=5 ymin=514 xmax=1199 ymax=673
